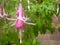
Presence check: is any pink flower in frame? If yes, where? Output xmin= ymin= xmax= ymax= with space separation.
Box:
xmin=15 ymin=19 xmax=24 ymax=29
xmin=3 ymin=8 xmax=7 ymax=19
xmin=3 ymin=13 xmax=7 ymax=19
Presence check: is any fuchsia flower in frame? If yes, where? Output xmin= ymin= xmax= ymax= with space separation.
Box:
xmin=0 ymin=7 xmax=7 ymax=19
xmin=3 ymin=8 xmax=7 ymax=19
xmin=15 ymin=3 xmax=25 ymax=29
xmin=3 ymin=13 xmax=7 ymax=19
xmin=6 ymin=3 xmax=35 ymax=29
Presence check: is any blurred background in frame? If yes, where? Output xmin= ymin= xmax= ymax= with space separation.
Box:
xmin=0 ymin=0 xmax=60 ymax=45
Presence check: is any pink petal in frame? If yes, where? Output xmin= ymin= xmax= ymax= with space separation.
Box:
xmin=16 ymin=10 xmax=19 ymax=17
xmin=15 ymin=19 xmax=24 ymax=29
